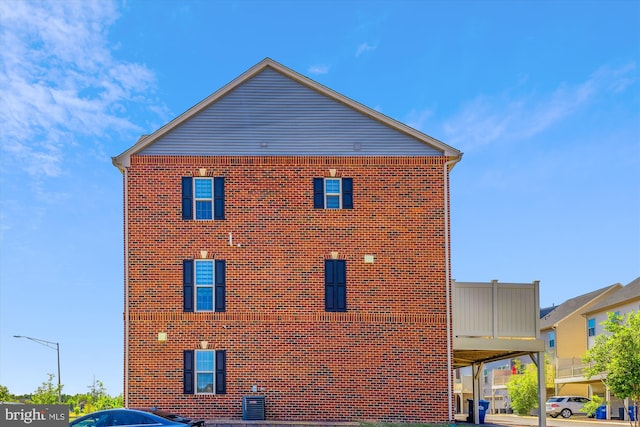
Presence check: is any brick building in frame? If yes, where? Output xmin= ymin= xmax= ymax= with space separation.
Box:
xmin=112 ymin=58 xmax=462 ymax=422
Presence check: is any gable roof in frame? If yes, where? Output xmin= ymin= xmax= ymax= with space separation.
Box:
xmin=539 ymin=283 xmax=622 ymax=330
xmin=582 ymin=276 xmax=640 ymax=316
xmin=112 ymin=58 xmax=462 ymax=170
xmin=540 ymin=306 xmax=558 ymax=318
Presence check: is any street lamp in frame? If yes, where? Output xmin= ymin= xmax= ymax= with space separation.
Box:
xmin=14 ymin=335 xmax=61 ymax=403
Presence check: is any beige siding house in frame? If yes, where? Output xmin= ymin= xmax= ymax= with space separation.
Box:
xmin=580 ymin=277 xmax=640 ymax=421
xmin=540 ymin=284 xmax=621 ymax=397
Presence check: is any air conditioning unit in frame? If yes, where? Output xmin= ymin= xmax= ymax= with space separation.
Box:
xmin=242 ymin=396 xmax=265 ymax=421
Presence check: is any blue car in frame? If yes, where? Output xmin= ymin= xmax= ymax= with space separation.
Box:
xmin=138 ymin=407 xmax=205 ymax=427
xmin=70 ymin=409 xmax=188 ymax=427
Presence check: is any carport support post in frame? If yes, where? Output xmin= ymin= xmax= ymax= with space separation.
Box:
xmin=473 ymin=362 xmax=484 ymax=424
xmin=532 ymin=352 xmax=546 ymax=427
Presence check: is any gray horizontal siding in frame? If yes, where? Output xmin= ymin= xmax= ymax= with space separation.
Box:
xmin=141 ymin=68 xmax=443 ymax=156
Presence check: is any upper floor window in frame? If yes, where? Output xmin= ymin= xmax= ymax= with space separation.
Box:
xmin=183 ymin=349 xmax=226 ymax=394
xmin=182 ymin=177 xmax=224 ymax=220
xmin=313 ymin=178 xmax=353 ymax=209
xmin=587 ymin=318 xmax=596 ymax=336
xmin=183 ymin=259 xmax=226 ymax=312
xmin=325 ymin=259 xmax=346 ymax=312
xmin=549 ymin=331 xmax=555 ymax=348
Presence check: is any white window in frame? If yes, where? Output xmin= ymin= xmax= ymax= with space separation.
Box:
xmin=325 ymin=179 xmax=341 ymax=209
xmin=195 ymin=260 xmax=214 ymax=311
xmin=196 ymin=350 xmax=214 ymax=393
xmin=194 ymin=178 xmax=213 ymax=219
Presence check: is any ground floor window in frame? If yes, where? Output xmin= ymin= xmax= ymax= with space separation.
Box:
xmin=183 ymin=349 xmax=226 ymax=394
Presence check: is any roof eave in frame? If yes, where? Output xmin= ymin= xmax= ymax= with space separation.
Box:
xmin=582 ymin=295 xmax=640 ymax=317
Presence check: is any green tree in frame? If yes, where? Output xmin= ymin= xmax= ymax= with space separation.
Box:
xmin=0 ymin=384 xmax=14 ymax=402
xmin=506 ymin=361 xmax=539 ymax=415
xmin=584 ymin=310 xmax=640 ymax=426
xmin=582 ymin=395 xmax=604 ymax=418
xmin=31 ymin=373 xmax=61 ymax=404
xmin=89 ymin=380 xmax=122 ymax=410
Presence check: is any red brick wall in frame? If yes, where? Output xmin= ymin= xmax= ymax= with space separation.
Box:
xmin=124 ymin=155 xmax=452 ymax=422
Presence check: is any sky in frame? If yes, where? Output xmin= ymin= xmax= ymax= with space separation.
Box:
xmin=0 ymin=0 xmax=638 ymax=397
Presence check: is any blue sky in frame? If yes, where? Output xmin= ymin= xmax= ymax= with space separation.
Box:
xmin=1 ymin=0 xmax=638 ymax=397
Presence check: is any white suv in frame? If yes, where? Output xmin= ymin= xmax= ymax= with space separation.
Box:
xmin=546 ymin=396 xmax=591 ymax=418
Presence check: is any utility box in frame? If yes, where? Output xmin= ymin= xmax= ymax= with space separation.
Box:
xmin=242 ymin=396 xmax=265 ymax=421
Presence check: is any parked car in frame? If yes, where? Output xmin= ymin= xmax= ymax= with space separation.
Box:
xmin=69 ymin=408 xmax=188 ymax=427
xmin=546 ymin=396 xmax=591 ymax=418
xmin=138 ymin=408 xmax=205 ymax=427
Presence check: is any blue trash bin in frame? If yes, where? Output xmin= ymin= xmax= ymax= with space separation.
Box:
xmin=478 ymin=400 xmax=490 ymax=423
xmin=630 ymin=406 xmax=638 ymax=421
xmin=595 ymin=405 xmax=606 ymax=420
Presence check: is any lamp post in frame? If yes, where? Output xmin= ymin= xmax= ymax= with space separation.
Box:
xmin=14 ymin=335 xmax=61 ymax=403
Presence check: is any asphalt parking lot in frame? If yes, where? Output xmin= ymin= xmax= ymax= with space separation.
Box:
xmin=464 ymin=413 xmax=632 ymax=427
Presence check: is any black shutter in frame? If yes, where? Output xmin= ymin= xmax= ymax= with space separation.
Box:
xmin=183 ymin=350 xmax=194 ymax=394
xmin=214 ymin=177 xmax=225 ymax=220
xmin=342 ymin=178 xmax=353 ymax=209
xmin=215 ymin=350 xmax=227 ymax=394
xmin=325 ymin=260 xmax=346 ymax=312
xmin=215 ymin=260 xmax=226 ymax=312
xmin=313 ymin=178 xmax=324 ymax=209
xmin=183 ymin=260 xmax=194 ymax=312
xmin=182 ymin=177 xmax=193 ymax=220
xmin=335 ymin=260 xmax=347 ymax=311
xmin=324 ymin=260 xmax=335 ymax=311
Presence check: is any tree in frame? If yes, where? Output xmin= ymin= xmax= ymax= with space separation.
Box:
xmin=0 ymin=384 xmax=14 ymax=402
xmin=0 ymin=378 xmax=122 ymax=415
xmin=505 ymin=355 xmax=554 ymax=416
xmin=89 ymin=380 xmax=122 ymax=410
xmin=584 ymin=310 xmax=640 ymax=427
xmin=506 ymin=360 xmax=539 ymax=415
xmin=31 ymin=373 xmax=62 ymax=404
xmin=582 ymin=394 xmax=604 ymax=418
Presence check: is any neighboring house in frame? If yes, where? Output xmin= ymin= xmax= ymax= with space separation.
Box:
xmin=578 ymin=277 xmax=640 ymax=421
xmin=112 ymin=58 xmax=463 ymax=422
xmin=540 ymin=283 xmax=621 ymax=398
xmin=583 ymin=277 xmax=640 ymax=349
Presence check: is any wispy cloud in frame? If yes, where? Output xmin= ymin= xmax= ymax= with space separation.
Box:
xmin=355 ymin=42 xmax=377 ymax=57
xmin=0 ymin=0 xmax=163 ymax=177
xmin=308 ymin=64 xmax=330 ymax=75
xmin=404 ymin=108 xmax=434 ymax=132
xmin=442 ymin=63 xmax=637 ymax=152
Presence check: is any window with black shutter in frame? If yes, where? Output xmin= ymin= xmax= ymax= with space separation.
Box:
xmin=183 ymin=349 xmax=227 ymax=395
xmin=313 ymin=178 xmax=353 ymax=209
xmin=182 ymin=176 xmax=225 ymax=220
xmin=183 ymin=259 xmax=226 ymax=312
